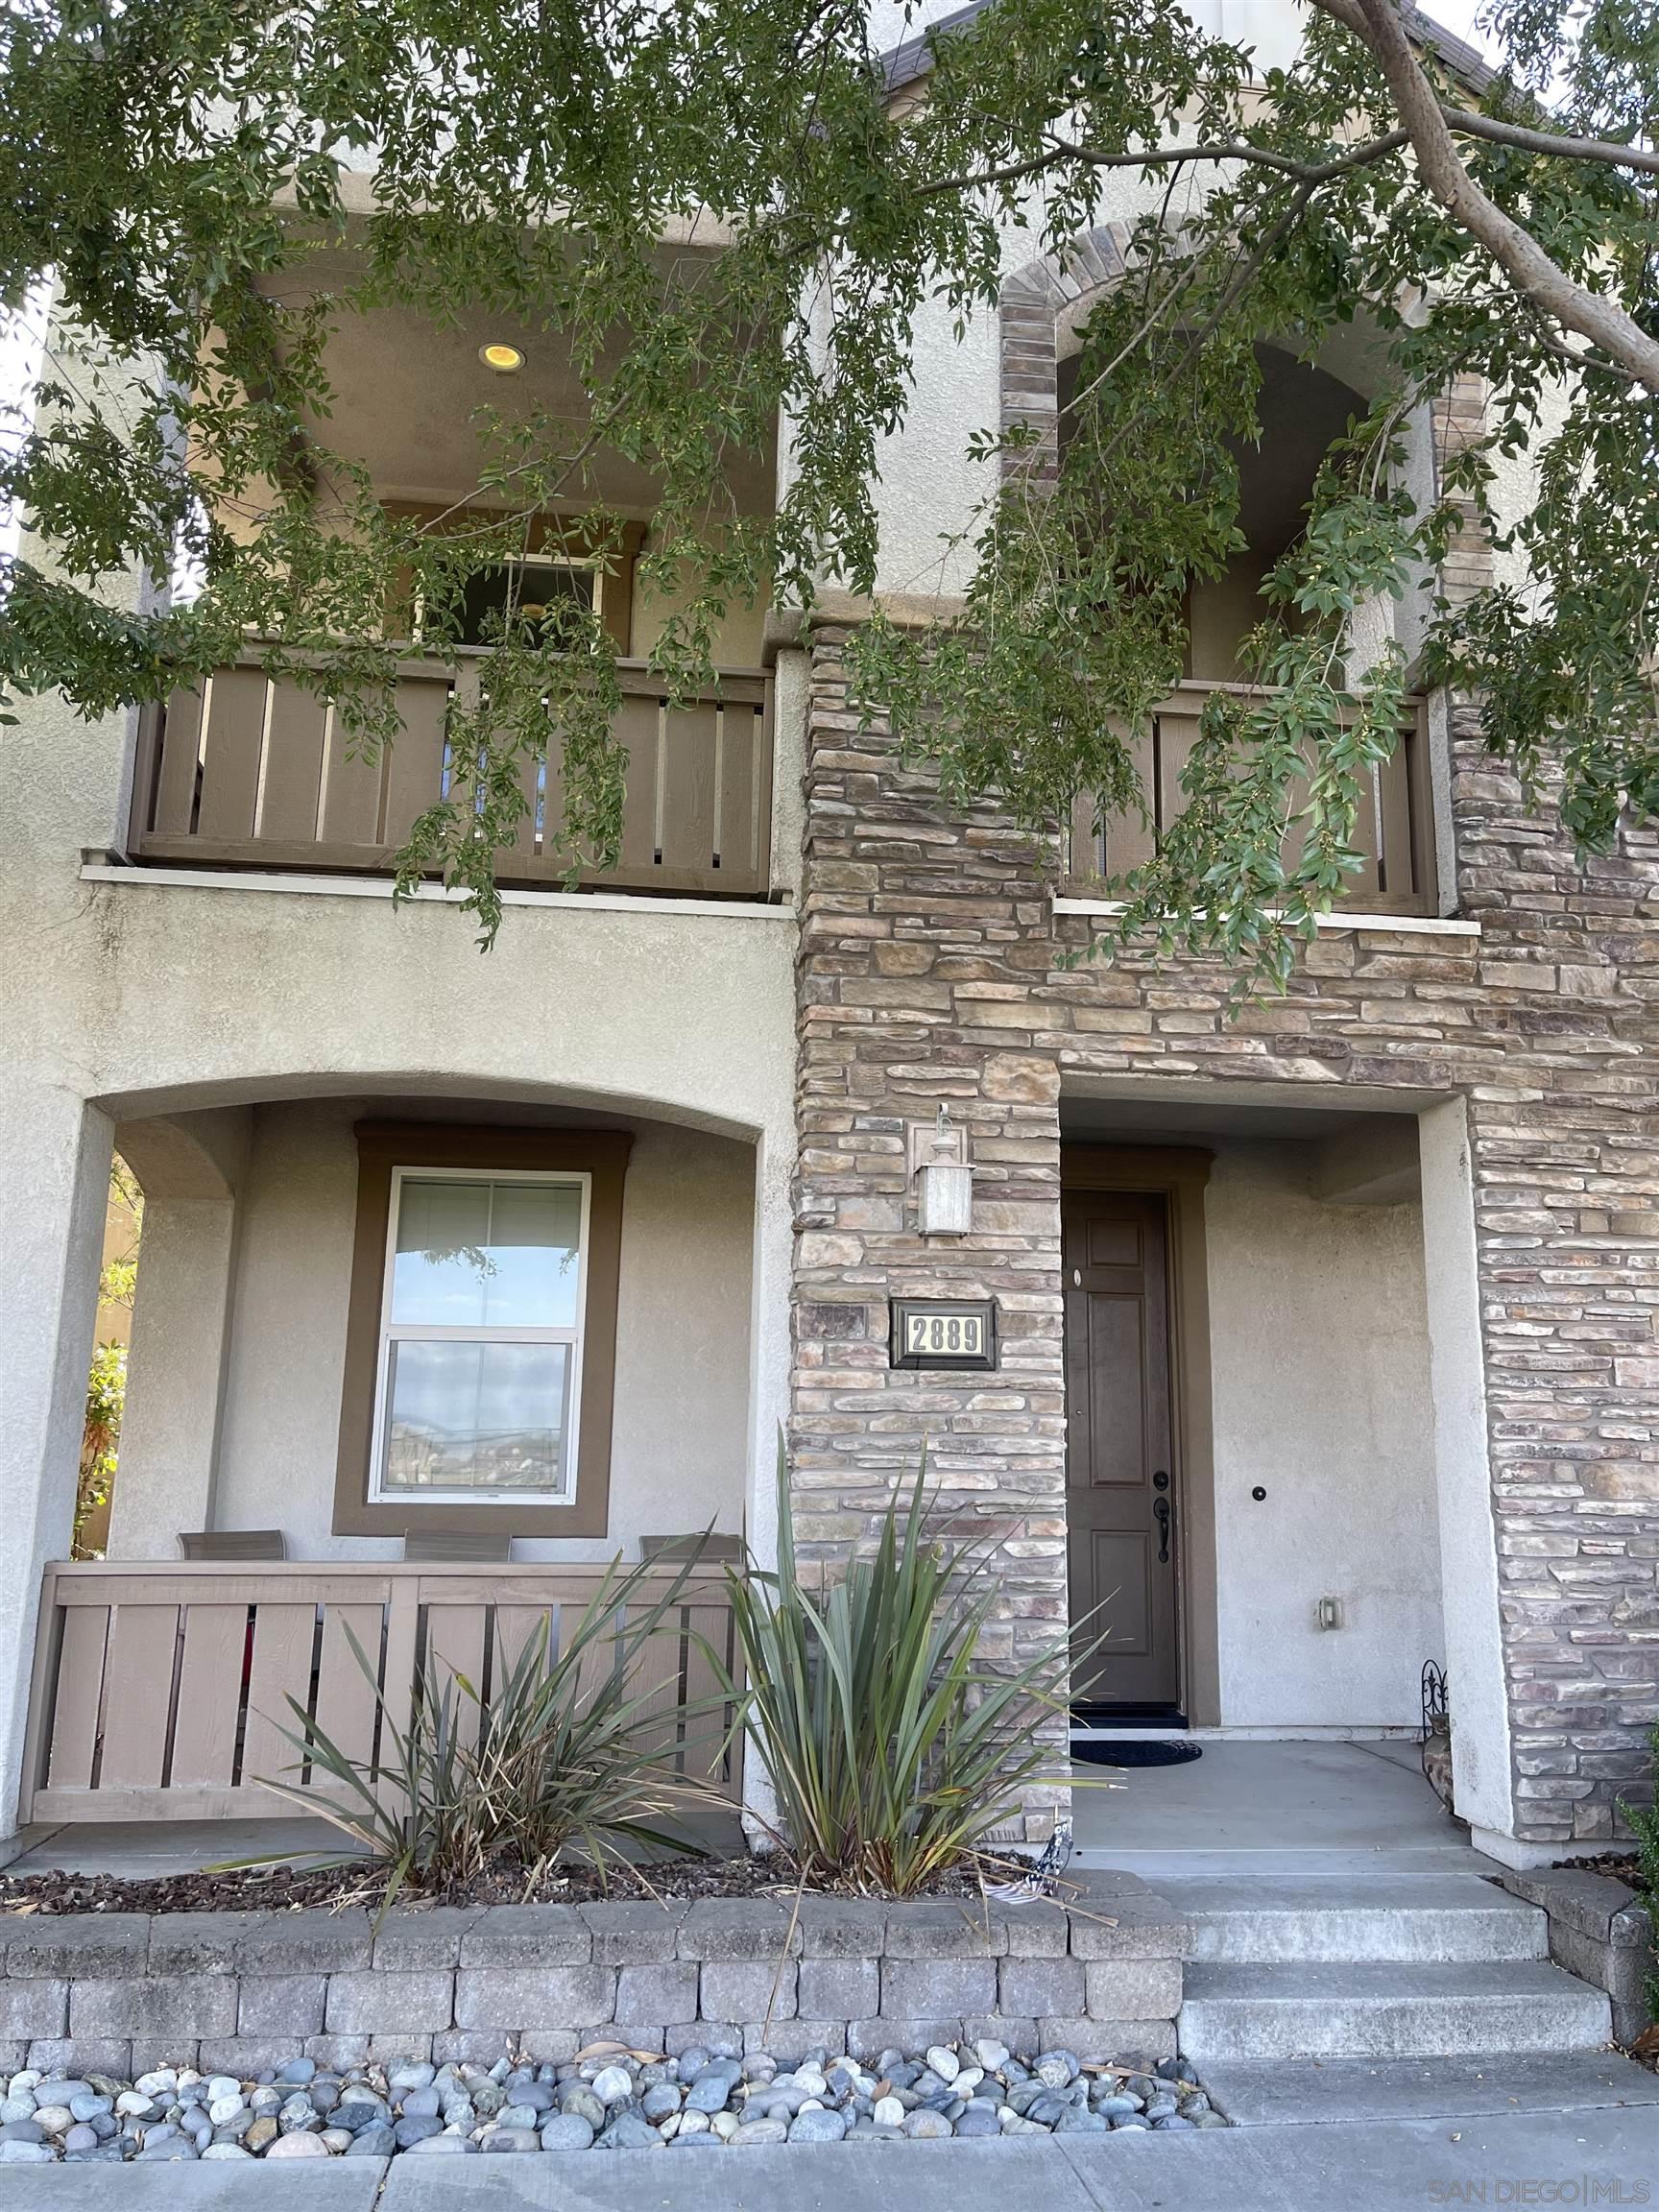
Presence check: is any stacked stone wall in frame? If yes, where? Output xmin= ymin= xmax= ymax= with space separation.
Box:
xmin=791 ymin=623 xmax=1659 ymax=1846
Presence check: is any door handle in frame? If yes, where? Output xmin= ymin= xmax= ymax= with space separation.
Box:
xmin=1153 ymin=1496 xmax=1171 ymax=1565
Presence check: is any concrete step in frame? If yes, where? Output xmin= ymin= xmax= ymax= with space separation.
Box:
xmin=1162 ymin=1873 xmax=1548 ymax=1963
xmin=1197 ymin=2050 xmax=1659 ymax=2127
xmin=1178 ymin=1959 xmax=1613 ymax=2061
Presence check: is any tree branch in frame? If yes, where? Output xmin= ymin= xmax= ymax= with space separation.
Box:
xmin=915 ymin=126 xmax=1410 ymax=203
xmin=1444 ymin=107 xmax=1659 ymax=181
xmin=915 ymin=102 xmax=1658 ymax=225
xmin=1311 ymin=0 xmax=1659 ymax=393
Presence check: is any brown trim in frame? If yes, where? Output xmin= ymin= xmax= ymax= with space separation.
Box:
xmin=601 ymin=522 xmax=644 ymax=659
xmin=1060 ymin=1144 xmax=1218 ymax=1725
xmin=123 ymin=701 xmax=164 ymax=858
xmin=332 ymin=1122 xmax=633 ymax=1539
xmin=14 ymin=1563 xmax=66 ymax=1827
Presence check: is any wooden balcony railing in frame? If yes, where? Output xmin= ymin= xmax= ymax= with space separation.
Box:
xmin=1064 ymin=681 xmax=1436 ymax=916
xmin=127 ymin=651 xmax=774 ymax=900
xmin=20 ymin=1559 xmax=742 ymax=1824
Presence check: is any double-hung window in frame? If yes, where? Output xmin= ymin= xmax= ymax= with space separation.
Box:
xmin=371 ymin=1168 xmax=589 ymax=1504
xmin=335 ymin=1125 xmax=630 ymax=1538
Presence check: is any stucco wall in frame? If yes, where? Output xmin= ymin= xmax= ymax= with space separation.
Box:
xmin=193 ymin=1101 xmax=753 ymax=1562
xmin=629 ymin=559 xmax=769 ymax=668
xmin=0 ymin=687 xmax=799 ymax=1837
xmin=1204 ymin=1142 xmax=1444 ymax=1730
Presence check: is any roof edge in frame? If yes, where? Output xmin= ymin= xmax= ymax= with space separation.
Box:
xmin=880 ymin=2 xmax=1497 ymax=101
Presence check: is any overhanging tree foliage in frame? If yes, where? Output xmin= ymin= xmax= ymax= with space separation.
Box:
xmin=0 ymin=0 xmax=1654 ymax=969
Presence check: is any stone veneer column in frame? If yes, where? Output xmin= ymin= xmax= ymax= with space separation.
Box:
xmin=790 ymin=626 xmax=1070 ymax=1844
xmin=1446 ymin=700 xmax=1659 ymax=1854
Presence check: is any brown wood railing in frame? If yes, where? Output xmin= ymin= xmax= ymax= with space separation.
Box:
xmin=20 ymin=1560 xmax=742 ymax=1824
xmin=127 ymin=650 xmax=774 ymax=900
xmin=1064 ymin=682 xmax=1436 ymax=916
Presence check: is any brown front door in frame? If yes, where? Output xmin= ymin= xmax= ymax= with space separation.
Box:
xmin=1063 ymin=1188 xmax=1181 ymax=1708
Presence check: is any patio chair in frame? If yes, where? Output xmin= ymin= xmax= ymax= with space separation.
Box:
xmin=639 ymin=1532 xmax=743 ymax=1563
xmin=178 ymin=1528 xmax=286 ymax=1559
xmin=400 ymin=1530 xmax=513 ymax=1564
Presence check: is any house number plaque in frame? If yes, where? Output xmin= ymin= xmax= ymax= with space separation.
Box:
xmin=889 ymin=1298 xmax=999 ymax=1371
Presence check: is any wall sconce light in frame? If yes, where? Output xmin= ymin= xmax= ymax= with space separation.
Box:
xmin=479 ymin=342 xmax=526 ymax=373
xmin=909 ymin=1105 xmax=973 ymax=1238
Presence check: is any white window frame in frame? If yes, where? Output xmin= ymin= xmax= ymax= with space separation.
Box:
xmin=367 ymin=1164 xmax=592 ymax=1508
xmin=408 ymin=555 xmax=604 ymax=650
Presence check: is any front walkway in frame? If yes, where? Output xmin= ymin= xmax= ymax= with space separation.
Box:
xmin=8 ymin=1740 xmax=1455 ymax=1884
xmin=1070 ymin=1737 xmax=1475 ymax=1874
xmin=2 ymin=2100 xmax=1657 ymax=2210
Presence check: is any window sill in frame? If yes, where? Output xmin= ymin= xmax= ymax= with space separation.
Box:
xmin=1051 ymin=896 xmax=1481 ymax=939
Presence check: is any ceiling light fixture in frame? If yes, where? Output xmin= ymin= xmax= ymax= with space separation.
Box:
xmin=479 ymin=343 xmax=525 ymax=373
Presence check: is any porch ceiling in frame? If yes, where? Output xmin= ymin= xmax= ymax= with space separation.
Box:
xmin=1060 ymin=1095 xmax=1421 ymax=1146
xmin=249 ymin=246 xmax=776 ymax=517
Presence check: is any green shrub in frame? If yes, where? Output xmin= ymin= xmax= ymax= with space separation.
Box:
xmin=720 ymin=1448 xmax=1080 ymax=1894
xmin=258 ymin=1551 xmax=720 ymax=1900
xmin=76 ymin=1341 xmax=125 ymax=1554
xmin=1621 ymin=1722 xmax=1659 ymax=2026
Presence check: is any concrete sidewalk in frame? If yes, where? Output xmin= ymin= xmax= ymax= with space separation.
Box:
xmin=3 ymin=2105 xmax=1657 ymax=2212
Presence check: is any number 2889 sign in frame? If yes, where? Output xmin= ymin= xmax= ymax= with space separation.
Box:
xmin=888 ymin=1298 xmax=999 ymax=1371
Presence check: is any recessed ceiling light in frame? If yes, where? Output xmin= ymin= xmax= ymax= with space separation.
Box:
xmin=479 ymin=343 xmax=525 ymax=373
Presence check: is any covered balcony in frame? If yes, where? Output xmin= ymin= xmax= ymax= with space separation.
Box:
xmin=1053 ymin=338 xmax=1445 ymax=921
xmin=114 ymin=237 xmax=782 ymax=905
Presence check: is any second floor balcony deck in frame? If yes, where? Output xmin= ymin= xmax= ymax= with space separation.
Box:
xmin=1063 ymin=679 xmax=1437 ymax=919
xmin=126 ymin=649 xmax=776 ymax=902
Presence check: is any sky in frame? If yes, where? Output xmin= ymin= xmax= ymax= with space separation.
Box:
xmin=0 ymin=287 xmax=47 ymax=549
xmin=1420 ymin=2 xmax=1499 ymax=59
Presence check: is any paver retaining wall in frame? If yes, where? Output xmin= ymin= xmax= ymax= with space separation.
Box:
xmin=1501 ymin=1867 xmax=1655 ymax=2046
xmin=0 ymin=1874 xmax=1188 ymax=2078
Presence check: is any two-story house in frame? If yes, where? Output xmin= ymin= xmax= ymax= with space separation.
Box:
xmin=0 ymin=1 xmax=1653 ymax=1932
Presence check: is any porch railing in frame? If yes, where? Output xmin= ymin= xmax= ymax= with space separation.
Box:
xmin=1064 ymin=681 xmax=1435 ymax=916
xmin=126 ymin=650 xmax=774 ymax=901
xmin=19 ymin=1560 xmax=742 ymax=1824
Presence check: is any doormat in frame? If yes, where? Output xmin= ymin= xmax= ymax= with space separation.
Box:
xmin=1071 ymin=1739 xmax=1203 ymax=1768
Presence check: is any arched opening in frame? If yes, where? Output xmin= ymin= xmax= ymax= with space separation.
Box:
xmin=104 ymin=1086 xmax=758 ymax=1566
xmin=1055 ymin=340 xmax=1372 ymax=683
xmin=21 ymin=1077 xmax=770 ymax=1841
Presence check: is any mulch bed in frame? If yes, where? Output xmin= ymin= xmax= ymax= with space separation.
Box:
xmin=1552 ymin=1853 xmax=1644 ymax=1885
xmin=0 ymin=1852 xmax=994 ymax=1918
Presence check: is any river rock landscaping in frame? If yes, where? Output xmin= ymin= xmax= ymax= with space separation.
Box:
xmin=0 ymin=2040 xmax=1225 ymax=2162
